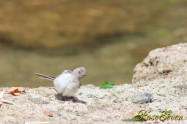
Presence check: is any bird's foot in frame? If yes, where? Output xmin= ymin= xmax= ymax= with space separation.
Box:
xmin=61 ymin=96 xmax=72 ymax=101
xmin=55 ymin=94 xmax=86 ymax=104
xmin=71 ymin=96 xmax=86 ymax=104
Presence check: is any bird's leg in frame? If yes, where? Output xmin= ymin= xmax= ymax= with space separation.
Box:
xmin=55 ymin=93 xmax=86 ymax=104
xmin=55 ymin=93 xmax=65 ymax=101
xmin=55 ymin=93 xmax=72 ymax=101
xmin=61 ymin=96 xmax=69 ymax=101
xmin=61 ymin=95 xmax=72 ymax=101
xmin=71 ymin=96 xmax=79 ymax=102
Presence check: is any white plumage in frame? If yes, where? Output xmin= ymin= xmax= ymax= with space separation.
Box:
xmin=35 ymin=67 xmax=86 ymax=97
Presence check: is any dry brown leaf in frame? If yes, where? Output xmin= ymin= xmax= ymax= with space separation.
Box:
xmin=7 ymin=87 xmax=26 ymax=96
xmin=43 ymin=110 xmax=53 ymax=117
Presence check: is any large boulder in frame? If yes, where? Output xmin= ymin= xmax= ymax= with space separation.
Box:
xmin=132 ymin=43 xmax=187 ymax=83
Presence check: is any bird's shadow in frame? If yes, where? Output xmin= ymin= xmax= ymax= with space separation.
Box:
xmin=55 ymin=94 xmax=86 ymax=104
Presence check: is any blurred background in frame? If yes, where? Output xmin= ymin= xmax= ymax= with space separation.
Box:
xmin=0 ymin=0 xmax=187 ymax=87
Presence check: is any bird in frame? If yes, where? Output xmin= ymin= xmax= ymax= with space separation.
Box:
xmin=35 ymin=67 xmax=86 ymax=100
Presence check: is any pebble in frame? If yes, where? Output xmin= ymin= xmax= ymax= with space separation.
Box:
xmin=131 ymin=92 xmax=153 ymax=104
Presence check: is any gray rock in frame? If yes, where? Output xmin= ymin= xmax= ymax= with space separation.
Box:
xmin=131 ymin=92 xmax=153 ymax=104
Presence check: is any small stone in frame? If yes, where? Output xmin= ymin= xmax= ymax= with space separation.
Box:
xmin=131 ymin=92 xmax=153 ymax=104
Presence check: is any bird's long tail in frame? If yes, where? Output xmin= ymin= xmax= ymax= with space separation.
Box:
xmin=35 ymin=73 xmax=55 ymax=80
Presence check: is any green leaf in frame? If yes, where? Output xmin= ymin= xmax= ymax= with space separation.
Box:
xmin=100 ymin=82 xmax=115 ymax=89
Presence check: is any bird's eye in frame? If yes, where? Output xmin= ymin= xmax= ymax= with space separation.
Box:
xmin=78 ymin=70 xmax=81 ymax=74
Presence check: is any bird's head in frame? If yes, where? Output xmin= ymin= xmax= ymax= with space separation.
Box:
xmin=73 ymin=67 xmax=86 ymax=79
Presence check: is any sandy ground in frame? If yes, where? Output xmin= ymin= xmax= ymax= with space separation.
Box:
xmin=0 ymin=81 xmax=187 ymax=123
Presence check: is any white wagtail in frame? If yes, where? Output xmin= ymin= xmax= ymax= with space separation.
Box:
xmin=35 ymin=67 xmax=86 ymax=102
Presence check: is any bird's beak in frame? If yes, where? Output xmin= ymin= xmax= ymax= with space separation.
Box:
xmin=83 ymin=74 xmax=86 ymax=76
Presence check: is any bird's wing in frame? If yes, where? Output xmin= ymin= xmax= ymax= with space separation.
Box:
xmin=62 ymin=70 xmax=72 ymax=74
xmin=62 ymin=76 xmax=80 ymax=96
xmin=53 ymin=73 xmax=73 ymax=94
